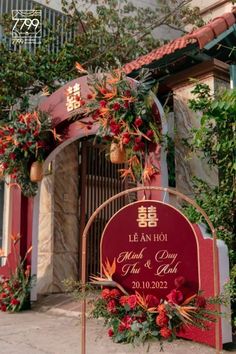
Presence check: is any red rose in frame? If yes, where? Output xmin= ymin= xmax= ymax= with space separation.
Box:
xmin=122 ymin=315 xmax=132 ymax=329
xmin=135 ymin=136 xmax=142 ymax=144
xmin=127 ymin=295 xmax=137 ymax=309
xmin=87 ymin=93 xmax=93 ymax=99
xmin=160 ymin=327 xmax=172 ymax=339
xmin=167 ymin=289 xmax=183 ymax=304
xmin=133 ymin=144 xmax=140 ymax=152
xmin=8 ymin=128 xmax=14 ymax=134
xmin=99 ymin=100 xmax=107 ymax=107
xmin=118 ymin=323 xmax=126 ymax=332
xmin=110 ymin=289 xmax=120 ymax=299
xmin=119 ymin=295 xmax=129 ymax=306
xmin=112 ymin=102 xmax=121 ymax=111
xmin=1 ymin=304 xmax=6 ymax=312
xmin=146 ymin=294 xmax=159 ymax=308
xmin=124 ymin=102 xmax=129 ymax=109
xmin=156 ymin=313 xmax=169 ymax=327
xmin=110 ymin=121 xmax=120 ymax=135
xmin=146 ymin=129 xmax=154 ymax=139
xmin=2 ymin=162 xmax=8 ymax=169
xmin=101 ymin=288 xmax=110 ymax=300
xmin=0 ymin=293 xmax=7 ymax=299
xmin=10 ymin=298 xmax=20 ymax=306
xmin=134 ymin=117 xmax=143 ymax=127
xmin=107 ymin=300 xmax=117 ymax=313
xmin=9 ymin=153 xmax=16 ymax=159
xmin=195 ymin=295 xmax=206 ymax=308
xmin=80 ymin=100 xmax=86 ymax=106
xmin=108 ymin=328 xmax=114 ymax=337
xmin=122 ymin=136 xmax=130 ymax=145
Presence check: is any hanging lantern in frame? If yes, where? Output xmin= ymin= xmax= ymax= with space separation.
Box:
xmin=110 ymin=142 xmax=126 ymax=164
xmin=30 ymin=161 xmax=43 ymax=182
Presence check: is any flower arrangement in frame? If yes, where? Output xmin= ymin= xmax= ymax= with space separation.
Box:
xmin=0 ymin=110 xmax=60 ymax=196
xmin=91 ymin=259 xmax=218 ymax=348
xmin=0 ymin=235 xmax=34 ymax=312
xmin=76 ymin=68 xmax=162 ymax=183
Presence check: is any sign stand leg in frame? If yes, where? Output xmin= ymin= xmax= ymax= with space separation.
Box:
xmin=81 ymin=298 xmax=86 ymax=354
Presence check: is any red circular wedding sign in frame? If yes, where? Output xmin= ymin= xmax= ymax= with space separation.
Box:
xmin=101 ymin=200 xmax=200 ymax=299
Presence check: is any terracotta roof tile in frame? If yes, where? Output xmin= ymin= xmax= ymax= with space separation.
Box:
xmin=123 ymin=10 xmax=236 ymax=75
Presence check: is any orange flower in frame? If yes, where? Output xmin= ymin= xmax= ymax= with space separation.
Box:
xmin=127 ymin=155 xmax=140 ymax=167
xmin=121 ymin=95 xmax=136 ymax=103
xmin=75 ymin=62 xmax=87 ymax=73
xmin=10 ymin=233 xmax=21 ymax=244
xmin=102 ymin=258 xmax=116 ymax=280
xmin=119 ymin=167 xmax=135 ymax=182
xmin=143 ymin=164 xmax=157 ymax=182
xmin=106 ymin=69 xmax=122 ymax=84
xmin=103 ymin=87 xmax=117 ymax=100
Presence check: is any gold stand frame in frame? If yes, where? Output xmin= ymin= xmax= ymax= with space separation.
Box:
xmin=81 ymin=186 xmax=220 ymax=354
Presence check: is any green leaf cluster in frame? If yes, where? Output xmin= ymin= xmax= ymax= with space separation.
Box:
xmin=0 ymin=0 xmax=202 ymax=120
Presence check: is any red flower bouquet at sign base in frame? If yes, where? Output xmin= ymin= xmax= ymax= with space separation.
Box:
xmin=91 ymin=260 xmax=220 ymax=348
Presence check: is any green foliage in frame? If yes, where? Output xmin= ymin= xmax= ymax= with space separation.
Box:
xmin=0 ymin=0 xmax=202 ymax=121
xmin=185 ymin=83 xmax=236 ymax=328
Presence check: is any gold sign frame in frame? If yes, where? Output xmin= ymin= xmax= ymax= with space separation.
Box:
xmin=80 ymin=186 xmax=220 ymax=354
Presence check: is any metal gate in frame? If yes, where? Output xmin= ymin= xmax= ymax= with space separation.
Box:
xmin=78 ymin=140 xmax=134 ymax=278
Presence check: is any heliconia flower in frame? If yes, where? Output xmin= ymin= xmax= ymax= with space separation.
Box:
xmin=119 ymin=167 xmax=135 ymax=181
xmin=143 ymin=165 xmax=157 ymax=182
xmin=75 ymin=62 xmax=87 ymax=73
xmin=10 ymin=233 xmax=21 ymax=244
